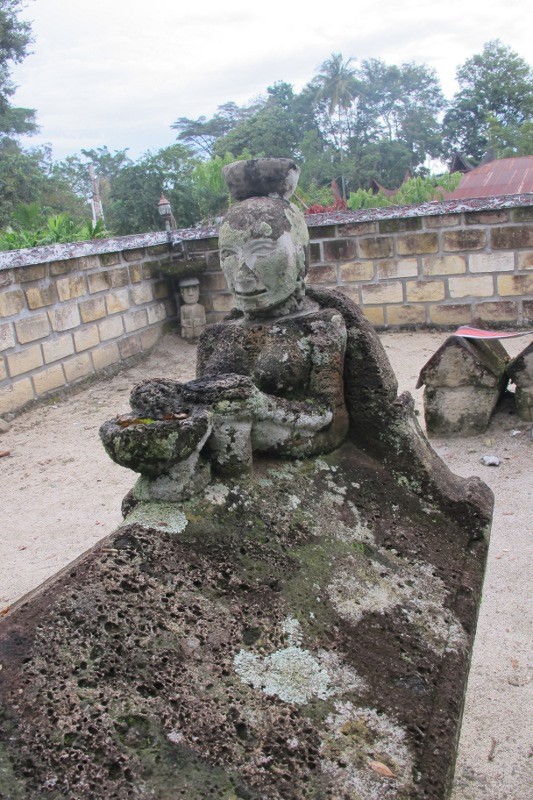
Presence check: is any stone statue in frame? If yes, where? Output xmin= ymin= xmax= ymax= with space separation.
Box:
xmin=178 ymin=276 xmax=206 ymax=342
xmin=101 ymin=159 xmax=351 ymax=499
xmin=0 ymin=160 xmax=494 ymax=800
xmin=100 ymin=158 xmax=492 ymax=525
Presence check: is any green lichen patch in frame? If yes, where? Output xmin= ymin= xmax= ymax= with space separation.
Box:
xmin=123 ymin=501 xmax=189 ymax=534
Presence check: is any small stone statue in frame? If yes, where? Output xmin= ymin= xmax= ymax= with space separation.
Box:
xmin=178 ymin=277 xmax=206 ymax=342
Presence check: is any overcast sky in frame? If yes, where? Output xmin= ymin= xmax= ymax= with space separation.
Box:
xmin=10 ymin=0 xmax=532 ymax=162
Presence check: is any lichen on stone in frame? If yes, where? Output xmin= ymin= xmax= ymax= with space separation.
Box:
xmin=320 ymin=701 xmax=415 ymax=800
xmin=327 ymin=552 xmax=467 ymax=655
xmin=122 ymin=501 xmax=188 ymax=534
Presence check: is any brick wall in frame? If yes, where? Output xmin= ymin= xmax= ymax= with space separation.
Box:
xmin=0 ymin=234 xmax=183 ymax=416
xmin=2 ymin=195 xmax=532 ymax=415
xmin=305 ymin=204 xmax=533 ymax=328
xmin=200 ymin=196 xmax=533 ymax=328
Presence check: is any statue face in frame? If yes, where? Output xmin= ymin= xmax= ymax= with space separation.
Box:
xmin=219 ymin=230 xmax=303 ymax=315
xmin=181 ymin=285 xmax=200 ymax=304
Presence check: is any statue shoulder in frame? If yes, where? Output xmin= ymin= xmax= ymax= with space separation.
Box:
xmin=306 ymin=286 xmax=366 ymax=330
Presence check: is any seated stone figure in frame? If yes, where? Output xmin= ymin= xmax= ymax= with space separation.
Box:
xmin=196 ymin=190 xmax=349 ymax=461
xmin=101 ymin=158 xmax=490 ymax=536
xmin=101 ymin=159 xmax=350 ymax=499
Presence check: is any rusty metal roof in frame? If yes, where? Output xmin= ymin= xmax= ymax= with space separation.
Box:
xmin=445 ymin=156 xmax=533 ymax=199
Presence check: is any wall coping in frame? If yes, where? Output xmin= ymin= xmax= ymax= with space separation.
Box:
xmin=1 ymin=193 xmax=532 ymax=272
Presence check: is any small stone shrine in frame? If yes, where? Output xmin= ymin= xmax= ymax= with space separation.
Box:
xmin=417 ymin=334 xmax=508 ymax=436
xmin=0 ymin=159 xmax=493 ymax=800
xmin=178 ymin=276 xmax=206 ymax=342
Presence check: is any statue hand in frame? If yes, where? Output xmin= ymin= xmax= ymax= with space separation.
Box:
xmin=182 ymin=374 xmax=256 ymax=406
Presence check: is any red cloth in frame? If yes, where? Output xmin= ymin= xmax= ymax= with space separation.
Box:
xmin=454 ymin=325 xmax=533 ymax=339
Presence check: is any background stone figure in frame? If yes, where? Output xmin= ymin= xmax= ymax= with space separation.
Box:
xmin=178 ymin=276 xmax=206 ymax=342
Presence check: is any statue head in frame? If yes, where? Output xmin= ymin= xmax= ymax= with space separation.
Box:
xmin=219 ymin=158 xmax=309 ymax=318
xmin=179 ymin=277 xmax=200 ymax=305
xmin=219 ymin=196 xmax=309 ymax=318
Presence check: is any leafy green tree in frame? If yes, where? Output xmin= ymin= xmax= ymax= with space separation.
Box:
xmin=172 ymin=102 xmax=257 ymax=158
xmin=310 ymin=54 xmax=360 ymax=197
xmin=0 ymin=0 xmax=37 ymax=138
xmin=106 ymin=144 xmax=197 ymax=234
xmin=0 ymin=139 xmax=88 ymax=227
xmin=191 ymin=151 xmax=253 ymax=222
xmin=348 ymin=139 xmax=414 ymax=191
xmin=443 ymin=40 xmax=533 ymax=162
xmin=485 ymin=116 xmax=533 ymax=159
xmin=52 ymin=146 xmax=131 ymax=214
xmin=212 ymin=83 xmax=317 ymax=162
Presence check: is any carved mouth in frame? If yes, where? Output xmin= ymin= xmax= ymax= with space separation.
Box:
xmin=235 ymin=288 xmax=267 ymax=297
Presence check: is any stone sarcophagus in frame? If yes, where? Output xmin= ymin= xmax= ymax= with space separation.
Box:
xmin=0 ymin=159 xmax=492 ymax=800
xmin=417 ymin=335 xmax=508 ymax=436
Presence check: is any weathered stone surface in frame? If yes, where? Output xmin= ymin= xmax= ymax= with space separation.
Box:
xmin=417 ymin=337 xmax=508 ymax=435
xmin=491 ymin=225 xmax=533 ymax=249
xmin=0 ymin=446 xmax=489 ymax=800
xmin=396 ymin=233 xmax=438 ymax=256
xmin=178 ymin=278 xmax=206 ymax=341
xmin=386 ymin=304 xmax=426 ymax=325
xmin=323 ymin=238 xmax=357 ymax=261
xmin=443 ymin=230 xmax=486 ymax=251
xmin=7 ymin=344 xmax=43 ymax=376
xmin=223 ymin=157 xmax=300 ymax=200
xmin=379 ymin=217 xmax=422 ymax=233
xmin=422 ymin=385 xmax=503 ymax=436
xmin=0 ymin=321 xmax=15 ymax=351
xmin=357 ymin=236 xmax=393 ymax=259
xmin=24 ymin=283 xmax=58 ymax=309
xmin=0 ymin=288 xmax=25 ymax=318
xmin=507 ymin=341 xmax=533 ymax=420
xmin=0 ymin=159 xmax=494 ymax=800
xmin=14 ymin=313 xmax=50 ymax=344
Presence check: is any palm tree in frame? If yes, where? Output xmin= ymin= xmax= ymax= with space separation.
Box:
xmin=313 ymin=53 xmax=359 ymax=198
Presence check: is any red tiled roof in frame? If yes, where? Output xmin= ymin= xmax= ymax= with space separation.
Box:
xmin=445 ymin=156 xmax=533 ymax=199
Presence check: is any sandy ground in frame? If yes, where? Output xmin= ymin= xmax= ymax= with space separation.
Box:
xmin=0 ymin=328 xmax=531 ymax=800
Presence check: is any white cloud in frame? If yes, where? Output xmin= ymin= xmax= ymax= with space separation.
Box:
xmin=10 ymin=0 xmax=532 ymax=159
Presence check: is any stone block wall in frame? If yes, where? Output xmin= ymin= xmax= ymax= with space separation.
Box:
xmin=199 ymin=197 xmax=533 ymax=328
xmin=0 ymin=235 xmax=180 ymax=416
xmin=2 ymin=195 xmax=532 ymax=415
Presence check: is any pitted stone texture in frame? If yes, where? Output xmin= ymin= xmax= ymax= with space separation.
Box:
xmin=100 ymin=406 xmax=210 ymax=477
xmin=223 ymin=158 xmax=300 ymax=200
xmin=129 ymin=377 xmax=186 ymax=418
xmin=0 ymin=448 xmax=490 ymax=800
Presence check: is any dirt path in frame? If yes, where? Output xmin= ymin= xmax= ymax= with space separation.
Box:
xmin=1 ymin=329 xmax=531 ymax=799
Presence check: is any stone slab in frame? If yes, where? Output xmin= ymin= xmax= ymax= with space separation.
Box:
xmin=0 ymin=445 xmax=489 ymax=800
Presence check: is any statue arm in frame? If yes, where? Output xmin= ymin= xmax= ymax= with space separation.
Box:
xmin=251 ymin=313 xmax=349 ymax=454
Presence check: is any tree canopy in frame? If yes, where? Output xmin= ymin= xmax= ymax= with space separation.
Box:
xmin=443 ymin=40 xmax=533 ymax=162
xmin=0 ymin=0 xmax=37 ymax=138
xmin=1 ymin=33 xmax=532 ymax=241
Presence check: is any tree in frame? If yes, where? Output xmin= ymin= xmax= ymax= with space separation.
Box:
xmin=311 ymin=54 xmax=359 ymax=197
xmin=172 ymin=102 xmax=257 ymax=158
xmin=0 ymin=0 xmax=37 ymax=138
xmin=212 ymin=84 xmax=309 ymax=161
xmin=106 ymin=144 xmax=197 ymax=235
xmin=52 ymin=147 xmax=132 ymax=212
xmin=443 ymin=40 xmax=533 ymax=162
xmin=0 ymin=140 xmax=88 ymax=228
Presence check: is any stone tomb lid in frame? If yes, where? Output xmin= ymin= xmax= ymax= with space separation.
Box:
xmin=0 ymin=446 xmax=488 ymax=800
xmin=417 ymin=334 xmax=509 ymax=389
